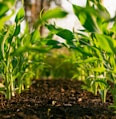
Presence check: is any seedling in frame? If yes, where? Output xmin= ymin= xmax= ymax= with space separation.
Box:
xmin=45 ymin=0 xmax=116 ymax=110
xmin=0 ymin=0 xmax=68 ymax=99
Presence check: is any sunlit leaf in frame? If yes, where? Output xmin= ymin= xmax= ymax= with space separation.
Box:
xmin=91 ymin=79 xmax=108 ymax=87
xmin=109 ymin=55 xmax=115 ymax=68
xmin=42 ymin=7 xmax=67 ymax=20
xmin=15 ymin=7 xmax=25 ymax=24
xmin=0 ymin=3 xmax=9 ymax=17
xmin=0 ymin=10 xmax=14 ymax=30
xmin=95 ymin=34 xmax=115 ymax=54
xmin=73 ymin=4 xmax=100 ymax=32
xmin=110 ymin=21 xmax=116 ymax=39
xmin=31 ymin=29 xmax=40 ymax=44
xmin=77 ymin=57 xmax=98 ymax=64
xmin=37 ymin=7 xmax=67 ymax=25
xmin=90 ymin=67 xmax=105 ymax=73
xmin=1 ymin=0 xmax=16 ymax=8
xmin=12 ymin=46 xmax=50 ymax=56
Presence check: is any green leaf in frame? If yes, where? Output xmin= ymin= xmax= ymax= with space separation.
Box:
xmin=31 ymin=29 xmax=40 ymax=44
xmin=57 ymin=29 xmax=74 ymax=41
xmin=95 ymin=34 xmax=115 ymax=54
xmin=73 ymin=45 xmax=94 ymax=57
xmin=15 ymin=7 xmax=25 ymax=24
xmin=73 ymin=4 xmax=100 ymax=32
xmin=45 ymin=24 xmax=59 ymax=34
xmin=38 ymin=7 xmax=67 ymax=24
xmin=91 ymin=79 xmax=108 ymax=87
xmin=77 ymin=57 xmax=98 ymax=64
xmin=0 ymin=25 xmax=15 ymax=58
xmin=46 ymin=24 xmax=74 ymax=45
xmin=109 ymin=55 xmax=115 ymax=68
xmin=1 ymin=0 xmax=16 ymax=8
xmin=97 ymin=2 xmax=110 ymax=20
xmin=27 ymin=46 xmax=50 ymax=53
xmin=46 ymin=39 xmax=62 ymax=48
xmin=110 ymin=20 xmax=116 ymax=33
xmin=0 ymin=3 xmax=9 ymax=17
xmin=24 ymin=22 xmax=29 ymax=34
xmin=0 ymin=10 xmax=14 ymax=30
xmin=90 ymin=67 xmax=105 ymax=73
xmin=14 ymin=24 xmax=20 ymax=36
xmin=12 ymin=46 xmax=49 ymax=56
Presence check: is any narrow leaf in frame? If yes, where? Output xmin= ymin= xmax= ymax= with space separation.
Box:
xmin=57 ymin=29 xmax=74 ymax=41
xmin=77 ymin=57 xmax=98 ymax=64
xmin=14 ymin=24 xmax=20 ymax=36
xmin=15 ymin=7 xmax=25 ymax=24
xmin=46 ymin=39 xmax=62 ymax=48
xmin=0 ymin=3 xmax=9 ymax=17
xmin=95 ymin=34 xmax=115 ymax=54
xmin=73 ymin=4 xmax=100 ymax=32
xmin=90 ymin=67 xmax=105 ymax=73
xmin=31 ymin=29 xmax=40 ymax=44
xmin=38 ymin=7 xmax=67 ymax=24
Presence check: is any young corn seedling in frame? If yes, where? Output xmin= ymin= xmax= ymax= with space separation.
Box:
xmin=0 ymin=0 xmax=68 ymax=99
xmin=46 ymin=0 xmax=116 ymax=109
xmin=0 ymin=6 xmax=30 ymax=99
xmin=71 ymin=0 xmax=116 ymax=108
xmin=92 ymin=76 xmax=109 ymax=103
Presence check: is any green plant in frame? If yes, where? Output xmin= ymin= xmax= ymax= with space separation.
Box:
xmin=0 ymin=0 xmax=15 ymax=30
xmin=0 ymin=0 xmax=18 ymax=99
xmin=70 ymin=0 xmax=116 ymax=106
xmin=40 ymin=49 xmax=77 ymax=79
xmin=45 ymin=0 xmax=116 ymax=108
xmin=82 ymin=75 xmax=109 ymax=103
xmin=0 ymin=1 xmax=68 ymax=99
xmin=0 ymin=6 xmax=34 ymax=99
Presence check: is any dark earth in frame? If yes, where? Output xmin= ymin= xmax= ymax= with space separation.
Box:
xmin=0 ymin=79 xmax=116 ymax=119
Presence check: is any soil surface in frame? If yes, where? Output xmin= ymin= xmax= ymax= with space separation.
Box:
xmin=0 ymin=79 xmax=115 ymax=119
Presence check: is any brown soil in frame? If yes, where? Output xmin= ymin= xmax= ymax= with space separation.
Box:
xmin=0 ymin=79 xmax=115 ymax=119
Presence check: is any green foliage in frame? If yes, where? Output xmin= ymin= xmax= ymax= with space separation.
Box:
xmin=0 ymin=0 xmax=69 ymax=99
xmin=70 ymin=0 xmax=116 ymax=109
xmin=45 ymin=24 xmax=74 ymax=46
xmin=73 ymin=0 xmax=110 ymax=33
xmin=39 ymin=50 xmax=76 ymax=79
xmin=15 ymin=7 xmax=25 ymax=24
xmin=73 ymin=4 xmax=100 ymax=32
xmin=41 ymin=7 xmax=67 ymax=20
xmin=0 ymin=8 xmax=32 ymax=99
xmin=45 ymin=0 xmax=116 ymax=110
xmin=95 ymin=34 xmax=115 ymax=54
xmin=35 ymin=7 xmax=68 ymax=28
xmin=68 ymin=1 xmax=116 ymax=105
xmin=1 ymin=0 xmax=116 ymax=113
xmin=0 ymin=0 xmax=15 ymax=30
